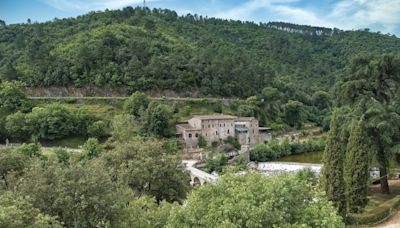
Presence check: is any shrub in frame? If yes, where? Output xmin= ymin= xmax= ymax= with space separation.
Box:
xmin=53 ymin=148 xmax=70 ymax=163
xmin=211 ymin=141 xmax=220 ymax=148
xmin=18 ymin=143 xmax=41 ymax=157
xmin=198 ymin=135 xmax=207 ymax=148
xmin=223 ymin=136 xmax=241 ymax=150
xmin=88 ymin=120 xmax=107 ymax=138
xmin=205 ymin=153 xmax=226 ymax=173
xmin=347 ymin=195 xmax=400 ymax=225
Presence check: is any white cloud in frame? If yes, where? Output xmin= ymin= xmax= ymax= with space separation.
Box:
xmin=40 ymin=0 xmax=157 ymax=12
xmin=211 ymin=0 xmax=400 ymax=35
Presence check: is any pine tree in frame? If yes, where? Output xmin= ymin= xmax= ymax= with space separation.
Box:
xmin=345 ymin=119 xmax=371 ymax=212
xmin=322 ymin=109 xmax=347 ymax=217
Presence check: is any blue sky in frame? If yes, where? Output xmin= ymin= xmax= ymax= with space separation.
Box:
xmin=1 ymin=0 xmax=399 ymax=36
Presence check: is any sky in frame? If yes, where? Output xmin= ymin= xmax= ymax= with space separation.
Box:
xmin=1 ymin=0 xmax=399 ymax=36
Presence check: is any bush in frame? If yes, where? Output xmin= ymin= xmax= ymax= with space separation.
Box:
xmin=53 ymin=148 xmax=70 ymax=163
xmin=347 ymin=195 xmax=400 ymax=225
xmin=82 ymin=138 xmax=102 ymax=160
xmin=88 ymin=120 xmax=107 ymax=138
xmin=205 ymin=153 xmax=226 ymax=173
xmin=211 ymin=140 xmax=220 ymax=148
xmin=18 ymin=143 xmax=41 ymax=157
xmin=223 ymin=136 xmax=241 ymax=150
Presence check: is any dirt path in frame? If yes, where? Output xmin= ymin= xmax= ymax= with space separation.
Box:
xmin=372 ymin=211 xmax=400 ymax=228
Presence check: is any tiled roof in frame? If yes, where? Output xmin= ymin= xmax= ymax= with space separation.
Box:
xmin=176 ymin=124 xmax=201 ymax=131
xmin=235 ymin=117 xmax=256 ymax=121
xmin=191 ymin=114 xmax=237 ymax=120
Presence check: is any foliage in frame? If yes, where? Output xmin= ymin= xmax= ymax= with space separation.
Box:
xmin=0 ymin=148 xmax=27 ymax=180
xmin=0 ymin=81 xmax=32 ymax=113
xmin=345 ymin=119 xmax=372 ymax=213
xmin=12 ymin=159 xmax=128 ymax=227
xmin=0 ymin=192 xmax=62 ymax=228
xmin=347 ymin=195 xmax=400 ymax=225
xmin=121 ymin=196 xmax=177 ymax=228
xmin=101 ymin=137 xmax=190 ymax=202
xmin=322 ymin=108 xmax=349 ymax=217
xmin=111 ymin=114 xmax=139 ymax=141
xmin=166 ymin=173 xmax=343 ymax=227
xmin=5 ymin=104 xmax=97 ymax=140
xmin=250 ymin=138 xmax=325 ymax=162
xmin=336 ymin=54 xmax=400 ymax=195
xmin=123 ymin=92 xmax=150 ymax=117
xmin=52 ymin=147 xmax=70 ymax=163
xmin=197 ymin=135 xmax=207 ymax=148
xmin=0 ymin=8 xmax=399 ymax=98
xmin=87 ymin=120 xmax=107 ymax=138
xmin=18 ymin=143 xmax=41 ymax=157
xmin=223 ymin=136 xmax=241 ymax=150
xmin=204 ymin=153 xmax=227 ymax=173
xmin=82 ymin=138 xmax=102 ymax=159
xmin=140 ymin=102 xmax=170 ymax=137
xmin=283 ymin=100 xmax=306 ymax=129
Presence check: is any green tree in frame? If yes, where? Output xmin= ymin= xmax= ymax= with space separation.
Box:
xmin=167 ymin=173 xmax=343 ymax=227
xmin=101 ymin=137 xmax=190 ymax=202
xmin=111 ymin=114 xmax=139 ymax=142
xmin=283 ymin=100 xmax=306 ymax=129
xmin=14 ymin=159 xmax=127 ymax=227
xmin=0 ymin=81 xmax=31 ymax=113
xmin=345 ymin=119 xmax=372 ymax=212
xmin=0 ymin=148 xmax=27 ymax=181
xmin=140 ymin=102 xmax=170 ymax=137
xmin=0 ymin=192 xmax=62 ymax=228
xmin=322 ymin=108 xmax=348 ymax=217
xmin=121 ymin=196 xmax=177 ymax=228
xmin=5 ymin=111 xmax=29 ymax=140
xmin=123 ymin=92 xmax=150 ymax=117
xmin=312 ymin=90 xmax=331 ymax=109
xmin=82 ymin=138 xmax=102 ymax=159
xmin=338 ymin=54 xmax=400 ymax=194
xmin=88 ymin=120 xmax=107 ymax=138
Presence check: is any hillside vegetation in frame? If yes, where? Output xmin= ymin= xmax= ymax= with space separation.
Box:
xmin=0 ymin=7 xmax=399 ymax=98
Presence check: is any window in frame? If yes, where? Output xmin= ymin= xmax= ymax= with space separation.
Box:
xmin=212 ymin=124 xmax=214 ymax=127
xmin=195 ymin=133 xmax=199 ymax=138
xmin=220 ymin=124 xmax=221 ymax=127
xmin=224 ymin=123 xmax=226 ymax=127
xmin=216 ymin=131 xmax=218 ymax=135
xmin=208 ymin=125 xmax=210 ymax=128
xmin=228 ymin=129 xmax=230 ymax=134
xmin=188 ymin=133 xmax=192 ymax=138
xmin=206 ymin=133 xmax=207 ymax=136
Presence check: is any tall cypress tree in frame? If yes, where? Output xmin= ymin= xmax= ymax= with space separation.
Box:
xmin=323 ymin=108 xmax=347 ymax=217
xmin=345 ymin=119 xmax=371 ymax=212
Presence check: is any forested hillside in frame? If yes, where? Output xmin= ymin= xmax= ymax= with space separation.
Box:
xmin=0 ymin=7 xmax=399 ymax=97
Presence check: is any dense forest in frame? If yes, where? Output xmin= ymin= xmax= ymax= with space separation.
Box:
xmin=0 ymin=7 xmax=399 ymax=98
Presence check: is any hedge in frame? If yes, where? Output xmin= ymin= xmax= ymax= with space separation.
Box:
xmin=347 ymin=195 xmax=400 ymax=225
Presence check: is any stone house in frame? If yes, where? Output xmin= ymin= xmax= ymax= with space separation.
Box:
xmin=176 ymin=114 xmax=272 ymax=148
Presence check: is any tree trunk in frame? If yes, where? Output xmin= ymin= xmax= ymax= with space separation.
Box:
xmin=379 ymin=166 xmax=390 ymax=194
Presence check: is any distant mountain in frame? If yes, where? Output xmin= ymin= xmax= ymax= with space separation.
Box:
xmin=0 ymin=7 xmax=399 ymax=97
